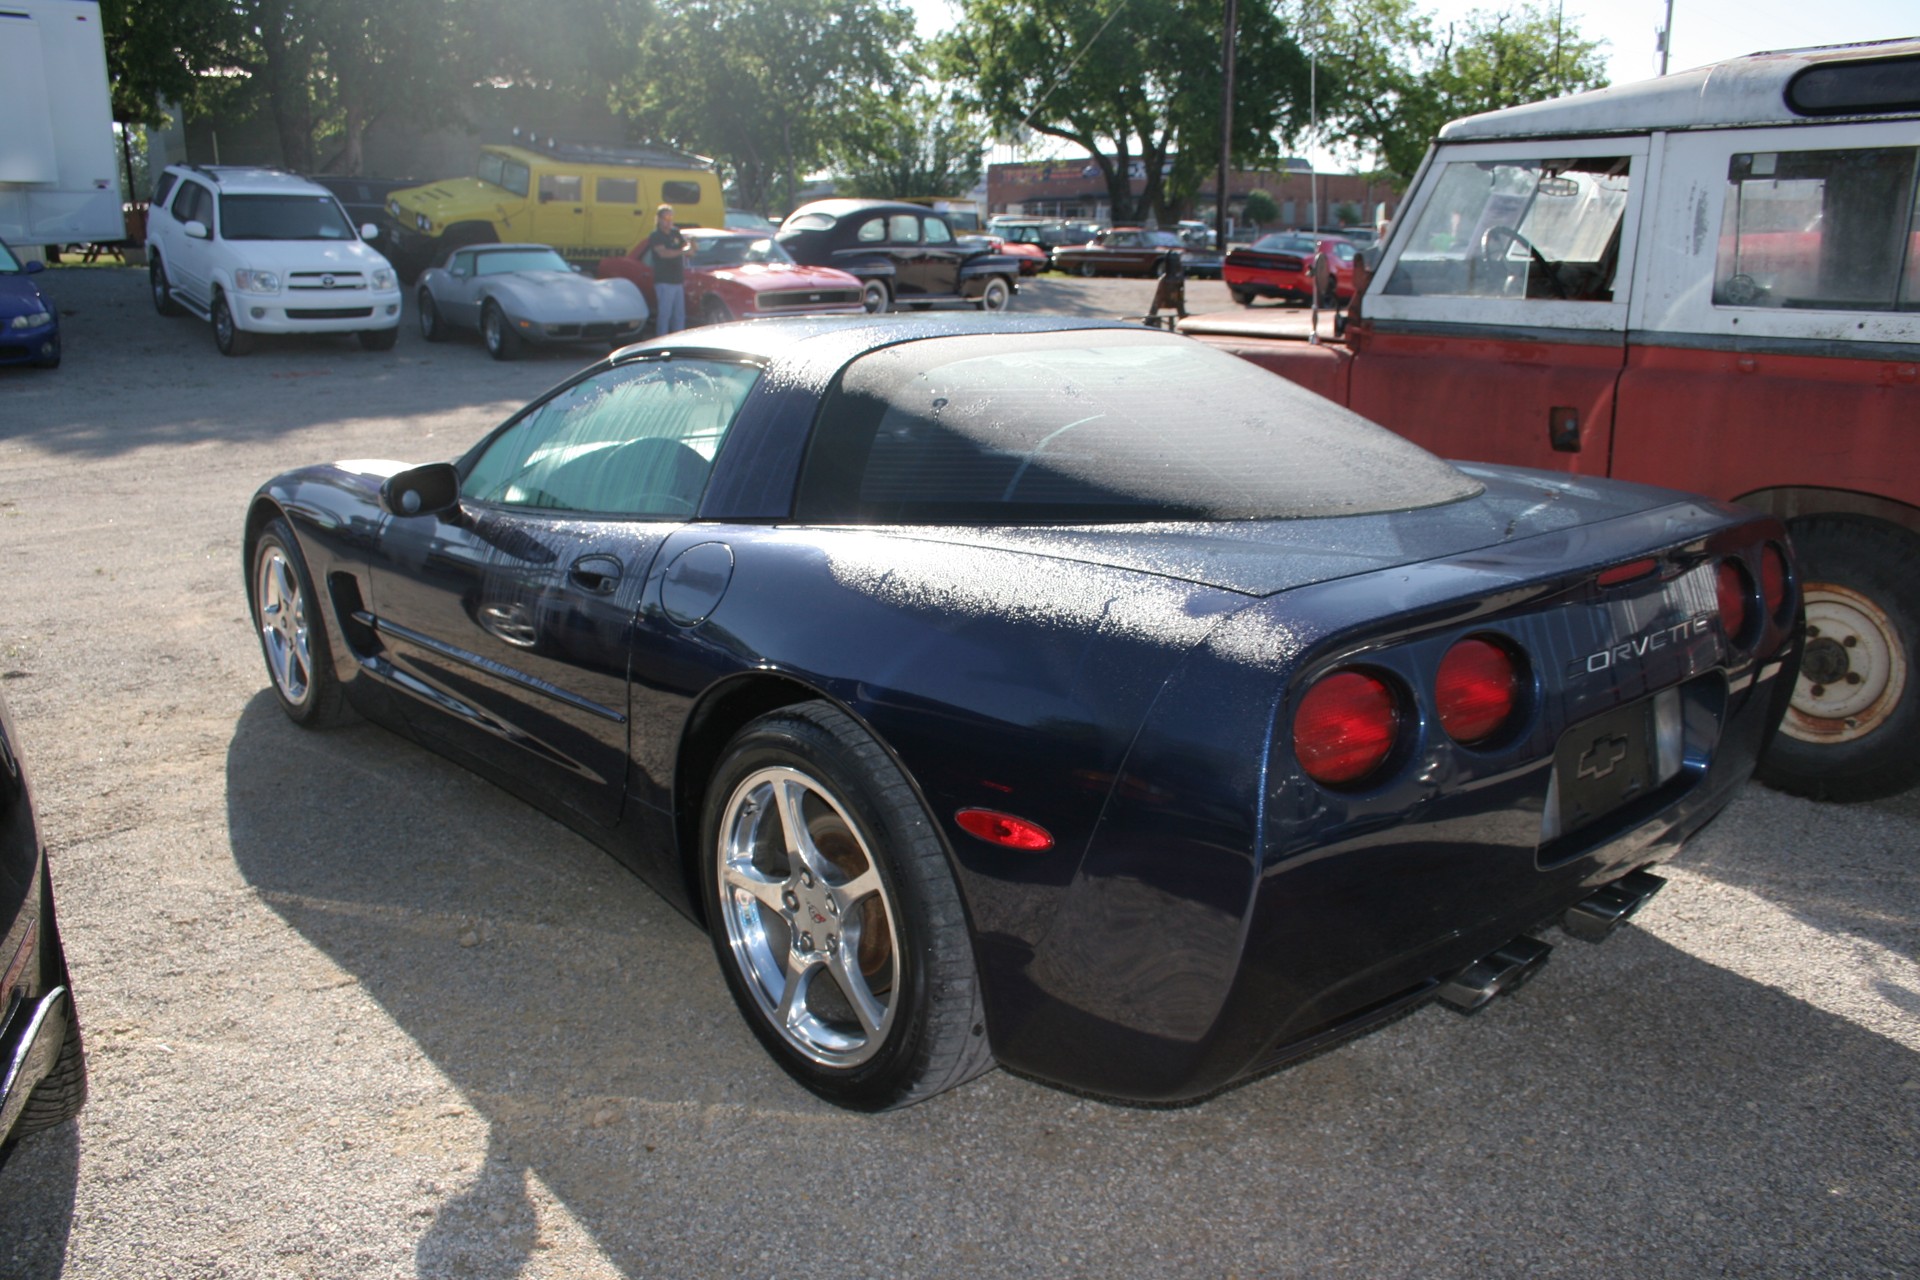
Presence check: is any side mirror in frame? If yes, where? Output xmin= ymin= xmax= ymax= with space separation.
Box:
xmin=22 ymin=261 xmax=44 ymax=275
xmin=184 ymin=220 xmax=211 ymax=240
xmin=360 ymin=223 xmax=380 ymax=240
xmin=379 ymin=462 xmax=461 ymax=519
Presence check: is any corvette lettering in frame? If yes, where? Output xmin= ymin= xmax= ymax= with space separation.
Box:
xmin=1574 ymin=615 xmax=1712 ymax=676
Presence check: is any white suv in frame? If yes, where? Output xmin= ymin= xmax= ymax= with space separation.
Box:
xmin=146 ymin=165 xmax=403 ymax=355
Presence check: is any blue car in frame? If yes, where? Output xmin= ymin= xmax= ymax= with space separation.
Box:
xmin=0 ymin=239 xmax=59 ymax=370
xmin=244 ymin=316 xmax=1802 ymax=1110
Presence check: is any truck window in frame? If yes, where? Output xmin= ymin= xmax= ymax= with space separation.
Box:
xmin=1714 ymin=147 xmax=1920 ymax=310
xmin=499 ymin=161 xmax=530 ymax=198
xmin=597 ymin=177 xmax=638 ymax=204
xmin=661 ymin=180 xmax=704 ymax=205
xmin=1385 ymin=157 xmax=1631 ymax=302
xmin=539 ymin=174 xmax=581 ymax=204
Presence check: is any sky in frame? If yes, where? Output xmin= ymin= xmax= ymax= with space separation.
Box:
xmin=911 ymin=0 xmax=1918 ymax=169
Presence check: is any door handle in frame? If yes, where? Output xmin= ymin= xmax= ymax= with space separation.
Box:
xmin=569 ymin=554 xmax=624 ymax=594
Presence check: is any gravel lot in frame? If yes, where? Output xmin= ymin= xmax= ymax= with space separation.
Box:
xmin=0 ymin=265 xmax=1915 ymax=1279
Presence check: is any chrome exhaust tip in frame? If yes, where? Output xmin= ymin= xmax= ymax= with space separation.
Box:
xmin=1435 ymin=936 xmax=1552 ymax=1015
xmin=1562 ymin=869 xmax=1668 ymax=943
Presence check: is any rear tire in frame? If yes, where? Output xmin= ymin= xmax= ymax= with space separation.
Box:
xmin=1757 ymin=516 xmax=1920 ymax=802
xmin=150 ymin=256 xmax=183 ymax=316
xmin=976 ymin=276 xmax=1012 ymax=312
xmin=701 ymin=701 xmax=993 ymax=1110
xmin=1231 ymin=287 xmax=1254 ymax=307
xmin=860 ymin=279 xmax=891 ymax=314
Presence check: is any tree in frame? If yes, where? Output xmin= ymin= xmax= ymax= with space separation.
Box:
xmin=1242 ymin=188 xmax=1278 ymax=230
xmin=621 ymin=0 xmax=919 ymax=214
xmin=941 ymin=0 xmax=1311 ymax=225
xmin=833 ymin=91 xmax=987 ymax=199
xmin=1311 ymin=0 xmax=1609 ymax=183
xmin=97 ymin=0 xmax=245 ymax=127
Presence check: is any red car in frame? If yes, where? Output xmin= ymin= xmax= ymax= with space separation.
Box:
xmin=1224 ymin=234 xmax=1357 ymax=306
xmin=977 ymin=235 xmax=1048 ymax=276
xmin=598 ymin=229 xmax=865 ymax=326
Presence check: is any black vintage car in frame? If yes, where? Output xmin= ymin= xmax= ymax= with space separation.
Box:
xmin=0 ymin=688 xmax=86 ymax=1162
xmin=776 ymin=199 xmax=1022 ymax=314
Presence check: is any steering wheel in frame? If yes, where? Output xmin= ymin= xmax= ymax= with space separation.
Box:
xmin=1475 ymin=225 xmax=1568 ymax=299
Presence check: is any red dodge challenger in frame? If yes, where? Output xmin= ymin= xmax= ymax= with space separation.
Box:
xmin=599 ymin=229 xmax=866 ymax=327
xmin=1224 ymin=234 xmax=1357 ymax=306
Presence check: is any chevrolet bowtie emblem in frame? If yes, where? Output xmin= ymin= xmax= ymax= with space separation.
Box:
xmin=1577 ymin=734 xmax=1631 ymax=781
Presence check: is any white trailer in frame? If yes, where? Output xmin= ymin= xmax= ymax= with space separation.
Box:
xmin=0 ymin=0 xmax=121 ymax=246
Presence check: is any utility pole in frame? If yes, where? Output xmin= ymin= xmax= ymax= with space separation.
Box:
xmin=1215 ymin=0 xmax=1238 ymax=251
xmin=1659 ymin=0 xmax=1675 ymax=75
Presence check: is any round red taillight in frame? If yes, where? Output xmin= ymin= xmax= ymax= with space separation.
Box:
xmin=1293 ymin=670 xmax=1401 ymax=787
xmin=1436 ymin=637 xmax=1522 ymax=745
xmin=1761 ymin=543 xmax=1790 ymax=619
xmin=1717 ymin=559 xmax=1754 ymax=645
xmin=955 ymin=808 xmax=1054 ymax=851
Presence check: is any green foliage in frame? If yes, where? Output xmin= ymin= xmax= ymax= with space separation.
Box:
xmin=833 ymin=92 xmax=988 ymax=200
xmin=1312 ymin=0 xmax=1609 ymax=183
xmin=98 ymin=0 xmax=244 ymax=127
xmin=1241 ymin=187 xmax=1279 ymax=228
xmin=941 ymin=0 xmax=1311 ymax=223
xmin=620 ymin=0 xmax=919 ymax=214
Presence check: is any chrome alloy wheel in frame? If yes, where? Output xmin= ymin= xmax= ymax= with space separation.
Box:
xmin=255 ymin=546 xmax=315 ymax=707
xmin=716 ymin=766 xmax=900 ymax=1068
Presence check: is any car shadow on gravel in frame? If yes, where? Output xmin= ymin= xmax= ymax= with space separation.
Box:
xmin=223 ymin=693 xmax=1920 ymax=1277
xmin=0 ymin=1120 xmax=79 ymax=1277
xmin=1 ymin=267 xmax=608 ymax=462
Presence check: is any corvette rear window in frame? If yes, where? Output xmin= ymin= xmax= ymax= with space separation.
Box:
xmin=798 ymin=331 xmax=1480 ymax=523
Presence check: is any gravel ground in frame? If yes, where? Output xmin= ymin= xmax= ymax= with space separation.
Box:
xmin=0 ymin=266 xmax=1915 ymax=1279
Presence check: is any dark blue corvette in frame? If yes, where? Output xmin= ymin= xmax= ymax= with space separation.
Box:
xmin=0 ymin=239 xmax=60 ymax=370
xmin=245 ymin=316 xmax=1801 ymax=1109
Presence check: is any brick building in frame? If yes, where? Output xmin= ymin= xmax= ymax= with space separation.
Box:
xmin=987 ymin=158 xmax=1400 ymax=234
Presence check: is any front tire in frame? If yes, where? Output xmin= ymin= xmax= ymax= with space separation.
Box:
xmin=248 ymin=517 xmax=351 ymax=728
xmin=976 ymin=276 xmax=1012 ymax=313
xmin=212 ymin=288 xmax=253 ymax=356
xmin=418 ymin=290 xmax=446 ymax=342
xmin=860 ymin=279 xmax=891 ymax=314
xmin=481 ymin=300 xmax=519 ymax=361
xmin=1758 ymin=517 xmax=1920 ymax=801
xmin=700 ymin=295 xmax=732 ymax=326
xmin=1078 ymin=260 xmax=1097 ymax=278
xmin=701 ymin=701 xmax=993 ymax=1110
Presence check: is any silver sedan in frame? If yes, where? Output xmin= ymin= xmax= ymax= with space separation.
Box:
xmin=416 ymin=243 xmax=649 ymax=359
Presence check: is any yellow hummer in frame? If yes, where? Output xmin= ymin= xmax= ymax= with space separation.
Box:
xmin=384 ymin=135 xmax=725 ymax=276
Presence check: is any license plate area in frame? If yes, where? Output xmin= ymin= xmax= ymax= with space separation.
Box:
xmin=1540 ymin=687 xmax=1688 ymax=859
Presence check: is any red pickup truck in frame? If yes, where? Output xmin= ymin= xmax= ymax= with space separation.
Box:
xmin=1191 ymin=38 xmax=1920 ymax=802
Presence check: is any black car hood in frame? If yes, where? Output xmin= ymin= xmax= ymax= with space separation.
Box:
xmin=827 ymin=466 xmax=1710 ymax=597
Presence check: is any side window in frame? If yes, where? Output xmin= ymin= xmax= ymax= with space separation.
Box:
xmin=1385 ymin=157 xmax=1632 ymax=302
xmin=500 ymin=161 xmax=531 ymax=197
xmin=462 ymin=360 xmax=763 ymax=517
xmin=889 ymin=214 xmax=921 ymax=243
xmin=152 ymin=172 xmax=178 ymax=207
xmin=596 ymin=177 xmax=639 ymax=204
xmin=539 ymin=173 xmax=582 ymax=204
xmin=923 ymin=217 xmax=953 ymax=244
xmin=661 ymin=180 xmax=704 ymax=205
xmin=170 ymin=180 xmax=205 ymax=224
xmin=856 ymin=217 xmax=887 ymax=243
xmin=449 ymin=250 xmax=475 ymax=276
xmin=1715 ymin=147 xmax=1919 ymax=310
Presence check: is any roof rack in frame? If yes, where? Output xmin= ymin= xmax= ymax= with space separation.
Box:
xmin=184 ymin=164 xmax=301 ymax=185
xmin=503 ymin=129 xmax=715 ymax=172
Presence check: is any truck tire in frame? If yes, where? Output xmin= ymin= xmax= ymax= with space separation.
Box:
xmin=1757 ymin=516 xmax=1920 ymax=802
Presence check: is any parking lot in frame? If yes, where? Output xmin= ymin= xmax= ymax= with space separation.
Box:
xmin=0 ymin=264 xmax=1915 ymax=1279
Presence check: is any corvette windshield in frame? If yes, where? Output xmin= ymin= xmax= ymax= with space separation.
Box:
xmin=801 ymin=331 xmax=1480 ymax=524
xmin=219 ymin=195 xmax=357 ymax=241
xmin=476 ymin=248 xmax=571 ymax=275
